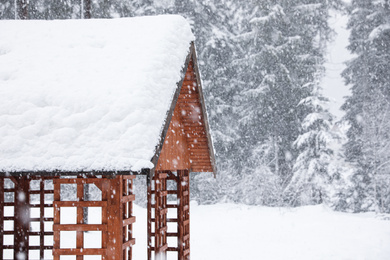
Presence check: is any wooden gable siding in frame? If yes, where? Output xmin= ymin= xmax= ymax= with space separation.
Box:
xmin=156 ymin=58 xmax=213 ymax=172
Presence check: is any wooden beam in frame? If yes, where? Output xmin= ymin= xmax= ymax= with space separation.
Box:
xmin=107 ymin=176 xmax=123 ymax=260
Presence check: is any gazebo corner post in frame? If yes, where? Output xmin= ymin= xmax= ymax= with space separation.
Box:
xmin=106 ymin=175 xmax=124 ymax=260
xmin=147 ymin=169 xmax=153 ymax=260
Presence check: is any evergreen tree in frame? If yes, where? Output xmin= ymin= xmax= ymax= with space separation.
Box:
xmin=342 ymin=0 xmax=390 ymax=213
xmin=285 ymin=80 xmax=335 ymax=206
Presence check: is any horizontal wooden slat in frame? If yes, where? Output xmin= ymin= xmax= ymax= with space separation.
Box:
xmin=155 ymin=173 xmax=168 ymax=179
xmin=123 ymin=216 xmax=136 ymax=226
xmin=157 ymin=243 xmax=168 ymax=252
xmin=159 ymin=226 xmax=167 ymax=233
xmin=122 ymin=238 xmax=136 ymax=250
xmin=29 ymin=203 xmax=53 ymax=208
xmin=151 ymin=218 xmax=177 ymax=223
xmin=30 ymin=217 xmax=54 ymax=222
xmin=29 ymin=231 xmax=54 ymax=236
xmin=167 ymin=247 xmax=179 ymax=252
xmin=191 ymin=168 xmax=213 ymax=173
xmin=53 ymin=224 xmax=107 ymax=231
xmin=122 ymin=175 xmax=136 ymax=180
xmin=4 ymin=216 xmax=14 ymax=221
xmin=53 ymin=248 xmax=106 ymax=255
xmin=160 ymin=208 xmax=168 ymax=215
xmin=121 ymin=194 xmax=135 ymax=203
xmin=2 ymin=245 xmax=14 ymax=249
xmin=3 ymin=230 xmax=15 ymax=235
xmin=167 ymin=190 xmax=177 ymax=194
xmin=157 ymin=191 xmax=168 ymax=197
xmin=28 ymin=245 xmax=53 ymax=250
xmin=54 ymin=201 xmax=107 ymax=207
xmin=29 ymin=190 xmax=54 ymax=194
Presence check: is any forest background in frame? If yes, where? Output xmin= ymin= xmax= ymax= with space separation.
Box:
xmin=1 ymin=0 xmax=389 ymax=213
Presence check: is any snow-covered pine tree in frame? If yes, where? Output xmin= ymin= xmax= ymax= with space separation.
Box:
xmin=230 ymin=0 xmax=339 ymax=206
xmin=341 ymin=0 xmax=390 ymax=213
xmin=0 ymin=0 xmax=15 ymax=19
xmin=285 ymin=78 xmax=335 ymax=206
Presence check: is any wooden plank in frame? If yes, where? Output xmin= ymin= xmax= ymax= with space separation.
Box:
xmin=54 ymin=201 xmax=107 ymax=207
xmin=122 ymin=216 xmax=136 ymax=226
xmin=76 ymin=179 xmax=83 ymax=260
xmin=122 ymin=238 xmax=136 ymax=250
xmin=147 ymin=174 xmax=152 ymax=260
xmin=53 ymin=179 xmax=60 ymax=260
xmin=121 ymin=194 xmax=135 ymax=203
xmin=53 ymin=248 xmax=106 ymax=255
xmin=53 ymin=224 xmax=107 ymax=231
xmin=158 ymin=243 xmax=168 ymax=252
xmin=122 ymin=175 xmax=136 ymax=180
xmin=101 ymin=179 xmax=108 ymax=260
xmin=107 ymin=176 xmax=123 ymax=260
xmin=40 ymin=179 xmax=45 ymax=260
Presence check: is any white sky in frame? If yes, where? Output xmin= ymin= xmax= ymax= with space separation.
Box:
xmin=322 ymin=10 xmax=354 ymax=120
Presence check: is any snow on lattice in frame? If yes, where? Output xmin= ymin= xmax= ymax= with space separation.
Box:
xmin=0 ymin=15 xmax=194 ymax=172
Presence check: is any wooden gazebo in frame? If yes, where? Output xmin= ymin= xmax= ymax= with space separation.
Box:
xmin=0 ymin=16 xmax=216 ymax=260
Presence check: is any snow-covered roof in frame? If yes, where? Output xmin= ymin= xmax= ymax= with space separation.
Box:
xmin=0 ymin=15 xmax=195 ymax=172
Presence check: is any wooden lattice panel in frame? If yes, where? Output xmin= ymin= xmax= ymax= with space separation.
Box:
xmin=0 ymin=176 xmax=57 ymax=260
xmin=53 ymin=175 xmax=136 ymax=260
xmin=147 ymin=170 xmax=190 ymax=260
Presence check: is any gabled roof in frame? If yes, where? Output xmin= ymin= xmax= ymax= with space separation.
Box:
xmin=0 ymin=15 xmax=197 ymax=173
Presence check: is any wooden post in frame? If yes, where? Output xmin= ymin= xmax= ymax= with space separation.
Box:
xmin=39 ymin=179 xmax=45 ymax=259
xmin=0 ymin=177 xmax=4 ymax=260
xmin=102 ymin=178 xmax=108 ymax=260
xmin=147 ymin=173 xmax=152 ymax=260
xmin=53 ymin=178 xmax=61 ymax=260
xmin=14 ymin=176 xmax=30 ymax=260
xmin=16 ymin=0 xmax=28 ymax=19
xmin=107 ymin=176 xmax=123 ymax=260
xmin=76 ymin=176 xmax=84 ymax=260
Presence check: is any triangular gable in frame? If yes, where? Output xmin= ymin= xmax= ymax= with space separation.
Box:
xmin=153 ymin=43 xmax=216 ymax=174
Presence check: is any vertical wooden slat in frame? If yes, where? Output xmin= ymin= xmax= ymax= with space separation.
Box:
xmin=76 ymin=176 xmax=84 ymax=260
xmin=177 ymin=170 xmax=184 ymax=260
xmin=123 ymin=178 xmax=127 ymax=260
xmin=147 ymin=173 xmax=152 ymax=260
xmin=185 ymin=170 xmax=190 ymax=260
xmin=128 ymin=178 xmax=133 ymax=260
xmin=53 ymin=178 xmax=61 ymax=260
xmin=0 ymin=177 xmax=4 ymax=260
xmin=40 ymin=178 xmax=45 ymax=259
xmin=155 ymin=174 xmax=160 ymax=259
xmin=102 ymin=178 xmax=108 ymax=260
xmin=107 ymin=176 xmax=123 ymax=260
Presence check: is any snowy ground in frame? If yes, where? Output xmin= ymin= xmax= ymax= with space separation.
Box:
xmin=3 ymin=203 xmax=390 ymax=259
